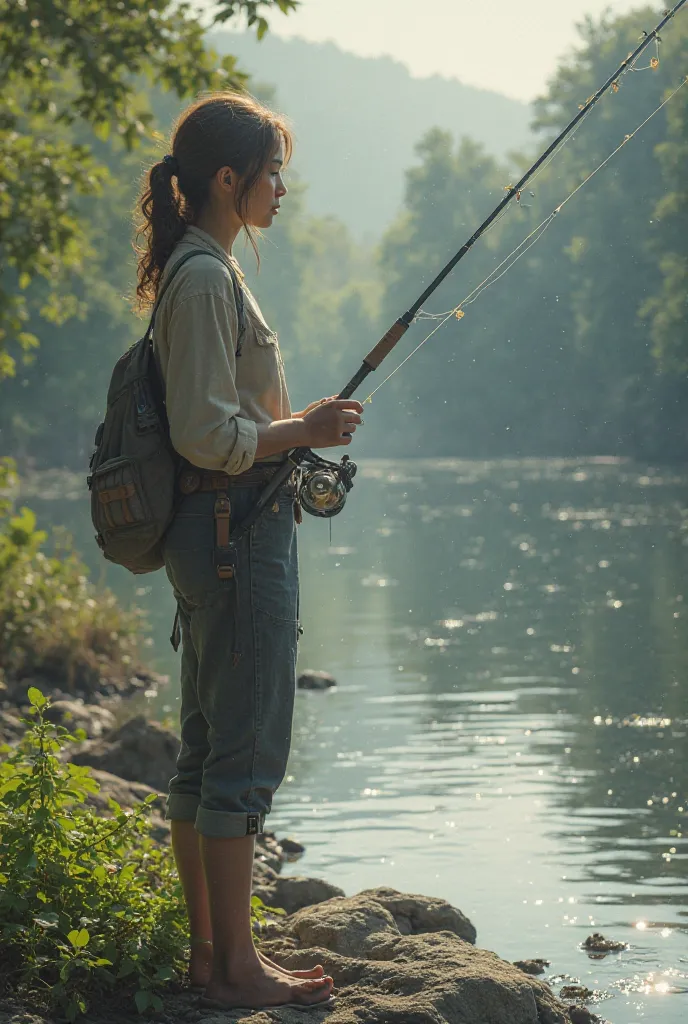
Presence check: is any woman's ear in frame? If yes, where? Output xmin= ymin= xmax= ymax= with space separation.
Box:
xmin=215 ymin=165 xmax=236 ymax=192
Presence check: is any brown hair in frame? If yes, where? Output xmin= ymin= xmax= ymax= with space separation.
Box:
xmin=135 ymin=91 xmax=293 ymax=308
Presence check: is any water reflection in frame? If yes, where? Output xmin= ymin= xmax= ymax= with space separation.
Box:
xmin=21 ymin=458 xmax=688 ymax=1023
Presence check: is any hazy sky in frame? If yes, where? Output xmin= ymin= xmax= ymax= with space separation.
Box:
xmin=198 ymin=0 xmax=654 ymax=101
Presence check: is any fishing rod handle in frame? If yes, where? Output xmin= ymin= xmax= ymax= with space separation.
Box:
xmin=336 ymin=317 xmax=412 ymax=400
xmin=362 ymin=318 xmax=410 ymax=370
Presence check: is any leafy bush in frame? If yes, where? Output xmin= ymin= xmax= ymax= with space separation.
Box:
xmin=0 ymin=688 xmax=285 ymax=1020
xmin=0 ymin=687 xmax=187 ymax=1019
xmin=0 ymin=457 xmax=143 ymax=699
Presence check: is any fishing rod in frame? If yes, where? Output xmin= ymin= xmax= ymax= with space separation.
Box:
xmin=230 ymin=0 xmax=687 ymax=540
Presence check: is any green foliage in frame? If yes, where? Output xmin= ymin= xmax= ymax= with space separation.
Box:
xmin=0 ymin=457 xmax=18 ymax=519
xmin=640 ymin=24 xmax=688 ymax=373
xmin=0 ymin=0 xmax=295 ymax=377
xmin=0 ymin=689 xmax=286 ymax=1019
xmin=214 ymin=0 xmax=299 ymax=38
xmin=0 ymin=469 xmax=143 ymax=696
xmin=251 ymin=893 xmax=286 ymax=929
xmin=0 ymin=688 xmax=185 ymax=1020
xmin=375 ymin=7 xmax=688 ymax=461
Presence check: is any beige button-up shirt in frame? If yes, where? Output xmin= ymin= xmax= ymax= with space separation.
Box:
xmin=153 ymin=225 xmax=291 ymax=475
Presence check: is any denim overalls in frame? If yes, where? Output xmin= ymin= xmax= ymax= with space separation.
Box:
xmin=163 ymin=477 xmax=299 ymax=838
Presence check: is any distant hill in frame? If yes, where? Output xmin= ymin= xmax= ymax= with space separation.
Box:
xmin=210 ymin=32 xmax=534 ymax=239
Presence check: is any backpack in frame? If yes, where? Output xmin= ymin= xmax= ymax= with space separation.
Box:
xmin=87 ymin=248 xmax=246 ymax=575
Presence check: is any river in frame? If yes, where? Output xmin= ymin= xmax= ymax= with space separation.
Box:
xmin=23 ymin=457 xmax=688 ymax=1023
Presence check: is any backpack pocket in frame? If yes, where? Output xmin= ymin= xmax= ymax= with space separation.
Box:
xmin=90 ymin=456 xmax=149 ymax=532
xmin=88 ymin=446 xmax=178 ymax=574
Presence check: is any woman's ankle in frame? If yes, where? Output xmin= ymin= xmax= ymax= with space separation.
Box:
xmin=211 ymin=946 xmax=263 ymax=982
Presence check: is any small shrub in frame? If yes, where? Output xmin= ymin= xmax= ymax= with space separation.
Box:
xmin=0 ymin=687 xmax=187 ymax=1019
xmin=0 ymin=688 xmax=287 ymax=1020
xmin=0 ymin=457 xmax=144 ymax=699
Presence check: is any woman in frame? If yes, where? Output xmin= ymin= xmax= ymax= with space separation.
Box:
xmin=135 ymin=92 xmax=363 ymax=1012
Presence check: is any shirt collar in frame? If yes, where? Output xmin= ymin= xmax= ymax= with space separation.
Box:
xmin=183 ymin=225 xmax=244 ymax=279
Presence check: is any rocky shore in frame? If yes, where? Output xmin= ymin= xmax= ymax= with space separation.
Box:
xmin=0 ymin=691 xmax=609 ymax=1024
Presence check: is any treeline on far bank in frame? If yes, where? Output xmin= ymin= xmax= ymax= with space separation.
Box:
xmin=0 ymin=6 xmax=686 ymax=470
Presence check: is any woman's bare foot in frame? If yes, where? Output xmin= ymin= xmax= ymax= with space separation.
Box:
xmin=203 ymin=959 xmax=334 ymax=1010
xmin=189 ymin=940 xmax=324 ymax=988
xmin=259 ymin=951 xmax=325 ymax=981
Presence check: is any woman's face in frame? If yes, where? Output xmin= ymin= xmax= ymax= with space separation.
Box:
xmin=244 ymin=138 xmax=287 ymax=229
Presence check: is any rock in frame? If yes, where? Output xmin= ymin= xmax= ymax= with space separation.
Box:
xmin=252 ymin=858 xmax=279 ymax=889
xmin=263 ymin=889 xmax=571 ymax=1023
xmin=288 ymin=892 xmax=398 ymax=958
xmin=560 ymin=985 xmax=594 ymax=1001
xmin=255 ymin=830 xmax=291 ymax=873
xmin=2 ymin=885 xmax=578 ymax=1023
xmin=44 ymin=699 xmax=116 ymax=738
xmin=67 ymin=714 xmax=179 ymax=791
xmin=582 ymin=931 xmax=627 ymax=953
xmin=358 ymin=886 xmax=476 ymax=944
xmin=297 ymin=669 xmax=337 ymax=690
xmin=0 ymin=709 xmax=25 ymax=748
xmin=1 ymin=667 xmax=163 ymax=707
xmin=568 ymin=1007 xmax=603 ymax=1024
xmin=253 ymin=874 xmax=345 ymax=915
xmin=277 ymin=836 xmax=305 ymax=859
xmin=513 ymin=958 xmax=550 ymax=975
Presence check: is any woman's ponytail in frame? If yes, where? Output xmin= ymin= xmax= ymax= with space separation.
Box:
xmin=135 ymin=156 xmax=187 ymax=309
xmin=134 ymin=92 xmax=293 ymax=311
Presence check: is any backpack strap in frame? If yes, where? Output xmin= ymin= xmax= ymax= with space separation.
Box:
xmin=147 ymin=247 xmax=246 ymax=356
xmin=145 ymin=248 xmax=247 ymax=450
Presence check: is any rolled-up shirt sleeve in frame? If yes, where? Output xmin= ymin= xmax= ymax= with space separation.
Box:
xmin=164 ymin=291 xmax=258 ymax=475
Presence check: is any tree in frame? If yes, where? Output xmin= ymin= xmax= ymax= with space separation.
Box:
xmin=374 ymin=7 xmax=688 ymax=461
xmin=0 ymin=0 xmax=297 ymax=379
xmin=640 ymin=13 xmax=688 ymax=374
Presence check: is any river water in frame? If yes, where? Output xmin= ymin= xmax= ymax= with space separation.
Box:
xmin=24 ymin=458 xmax=688 ymax=1023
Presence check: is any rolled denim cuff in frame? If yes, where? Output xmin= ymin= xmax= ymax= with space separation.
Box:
xmin=195 ymin=807 xmax=265 ymax=839
xmin=165 ymin=793 xmax=200 ymax=822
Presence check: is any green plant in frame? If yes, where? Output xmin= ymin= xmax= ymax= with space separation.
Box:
xmin=0 ymin=0 xmax=299 ymax=378
xmin=0 ymin=687 xmax=187 ymax=1019
xmin=0 ymin=467 xmax=144 ymax=697
xmin=0 ymin=688 xmax=290 ymax=1019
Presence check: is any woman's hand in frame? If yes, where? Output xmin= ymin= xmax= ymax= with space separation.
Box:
xmin=301 ymin=398 xmax=364 ymax=449
xmin=292 ymin=396 xmax=336 ymax=419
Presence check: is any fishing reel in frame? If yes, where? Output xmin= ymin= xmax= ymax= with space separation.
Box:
xmin=297 ymin=452 xmax=357 ymax=518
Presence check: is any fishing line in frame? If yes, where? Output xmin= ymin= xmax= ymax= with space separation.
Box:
xmin=224 ymin=0 xmax=688 ymax=542
xmin=407 ymin=67 xmax=686 ymax=326
xmin=411 ymin=105 xmax=600 ymax=297
xmin=402 ymin=33 xmax=676 ymax=325
xmin=362 ymin=71 xmax=688 ymax=404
